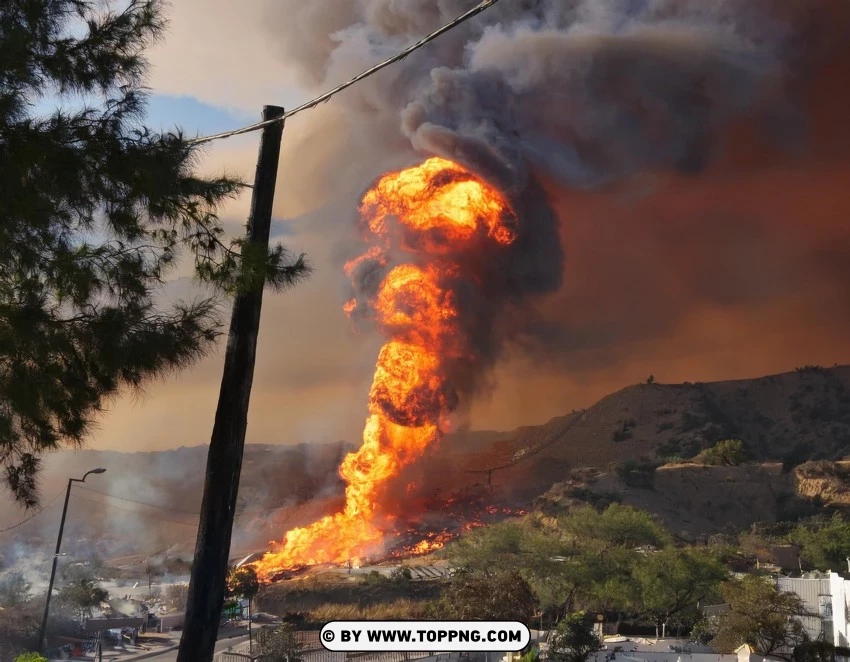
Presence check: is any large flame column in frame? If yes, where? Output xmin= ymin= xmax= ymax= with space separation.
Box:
xmin=254 ymin=158 xmax=517 ymax=578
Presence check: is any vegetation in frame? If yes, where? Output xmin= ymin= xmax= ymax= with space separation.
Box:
xmin=308 ymin=598 xmax=430 ymax=621
xmin=256 ymin=623 xmax=303 ymax=662
xmin=787 ymin=513 xmax=850 ymax=571
xmin=630 ymin=547 xmax=726 ymax=637
xmin=14 ymin=654 xmax=47 ymax=662
xmin=429 ymin=570 xmax=537 ymax=622
xmin=56 ymin=577 xmax=109 ymax=623
xmin=793 ymin=642 xmax=850 ymax=662
xmin=0 ymin=572 xmax=31 ymax=608
xmin=548 ymin=612 xmax=601 ymax=662
xmin=708 ymin=576 xmax=811 ymax=659
xmin=445 ymin=504 xmax=703 ymax=622
xmin=0 ymin=0 xmax=309 ymax=505
xmin=1 ymin=614 xmax=41 ymax=662
xmin=613 ymin=419 xmax=637 ymax=442
xmin=694 ymin=440 xmax=748 ymax=466
xmin=616 ymin=459 xmax=659 ymax=488
xmin=227 ymin=565 xmax=260 ymax=605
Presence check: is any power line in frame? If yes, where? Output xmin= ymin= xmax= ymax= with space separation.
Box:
xmin=74 ymin=485 xmax=200 ymax=516
xmin=73 ymin=484 xmax=309 ymax=518
xmin=0 ymin=487 xmax=65 ymax=534
xmin=189 ymin=0 xmax=502 ymax=146
xmin=71 ymin=494 xmax=199 ymax=528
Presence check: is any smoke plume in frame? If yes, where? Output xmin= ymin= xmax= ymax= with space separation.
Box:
xmin=265 ymin=0 xmax=850 ymax=432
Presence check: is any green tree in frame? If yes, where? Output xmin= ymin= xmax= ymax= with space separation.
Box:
xmin=448 ymin=521 xmax=597 ymax=616
xmin=0 ymin=0 xmax=309 ymax=506
xmin=56 ymin=577 xmax=109 ymax=623
xmin=630 ymin=548 xmax=727 ymax=638
xmin=227 ymin=565 xmax=260 ymax=646
xmin=0 ymin=571 xmax=31 ymax=608
xmin=788 ymin=513 xmax=850 ymax=571
xmin=559 ymin=504 xmax=671 ymax=554
xmin=711 ymin=576 xmax=811 ymax=659
xmin=226 ymin=566 xmax=260 ymax=605
xmin=447 ymin=507 xmax=674 ymax=620
xmin=694 ymin=440 xmax=748 ymax=466
xmin=430 ymin=570 xmax=537 ymax=622
xmin=256 ymin=623 xmax=303 ymax=662
xmin=548 ymin=612 xmax=600 ymax=662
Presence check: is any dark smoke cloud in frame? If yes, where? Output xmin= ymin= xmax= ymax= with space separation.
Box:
xmin=264 ymin=0 xmax=850 ymax=428
xmin=267 ymin=0 xmax=799 ymax=185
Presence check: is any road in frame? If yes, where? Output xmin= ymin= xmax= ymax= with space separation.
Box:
xmin=139 ymin=634 xmax=250 ymax=661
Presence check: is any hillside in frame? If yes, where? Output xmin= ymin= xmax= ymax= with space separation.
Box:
xmin=4 ymin=365 xmax=850 ymax=564
xmin=427 ymin=364 xmax=850 ymax=501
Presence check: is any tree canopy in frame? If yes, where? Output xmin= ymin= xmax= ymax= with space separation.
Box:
xmin=56 ymin=577 xmax=108 ymax=622
xmin=548 ymin=612 xmax=601 ymax=662
xmin=788 ymin=513 xmax=850 ymax=571
xmin=256 ymin=623 xmax=303 ymax=662
xmin=430 ymin=570 xmax=537 ymax=623
xmin=227 ymin=565 xmax=260 ymax=602
xmin=0 ymin=0 xmax=309 ymax=506
xmin=443 ymin=504 xmax=719 ymax=624
xmin=709 ymin=575 xmax=811 ymax=659
xmin=630 ymin=547 xmax=727 ymax=637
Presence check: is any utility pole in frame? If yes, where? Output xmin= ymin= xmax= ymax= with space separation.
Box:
xmin=40 ymin=468 xmax=106 ymax=654
xmin=177 ymin=106 xmax=286 ymax=662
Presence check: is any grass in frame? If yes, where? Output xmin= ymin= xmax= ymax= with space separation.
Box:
xmin=308 ymin=598 xmax=431 ymax=621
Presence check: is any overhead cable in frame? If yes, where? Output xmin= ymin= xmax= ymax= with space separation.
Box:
xmin=189 ymin=0 xmax=501 ymax=145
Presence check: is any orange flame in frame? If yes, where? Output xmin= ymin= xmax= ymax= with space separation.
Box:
xmin=253 ymin=157 xmax=516 ymax=580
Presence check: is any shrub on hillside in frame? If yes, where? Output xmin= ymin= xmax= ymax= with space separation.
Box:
xmin=694 ymin=440 xmax=747 ymax=466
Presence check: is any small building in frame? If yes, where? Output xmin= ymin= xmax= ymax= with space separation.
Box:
xmin=777 ymin=572 xmax=850 ymax=648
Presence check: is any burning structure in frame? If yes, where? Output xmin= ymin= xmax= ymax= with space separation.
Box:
xmin=255 ymin=157 xmax=560 ymax=578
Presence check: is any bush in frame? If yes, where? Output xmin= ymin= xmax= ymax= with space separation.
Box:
xmin=694 ymin=440 xmax=747 ymax=466
xmin=549 ymin=612 xmax=600 ymax=662
xmin=617 ymin=460 xmax=659 ymax=488
xmin=257 ymin=623 xmax=303 ymax=662
xmin=613 ymin=419 xmax=637 ymax=442
xmin=15 ymin=654 xmax=47 ymax=662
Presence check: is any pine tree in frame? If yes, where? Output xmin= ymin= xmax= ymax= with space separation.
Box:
xmin=0 ymin=0 xmax=308 ymax=506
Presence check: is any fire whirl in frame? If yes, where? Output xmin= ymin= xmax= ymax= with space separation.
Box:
xmin=253 ymin=157 xmax=517 ymax=580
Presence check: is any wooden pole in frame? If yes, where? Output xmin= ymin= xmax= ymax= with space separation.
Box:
xmin=177 ymin=105 xmax=286 ymax=662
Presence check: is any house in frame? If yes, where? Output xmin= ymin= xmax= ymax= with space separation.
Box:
xmin=777 ymin=572 xmax=850 ymax=647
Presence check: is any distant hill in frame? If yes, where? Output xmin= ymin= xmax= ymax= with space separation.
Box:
xmin=5 ymin=365 xmax=850 ymax=564
xmin=427 ymin=364 xmax=850 ymax=501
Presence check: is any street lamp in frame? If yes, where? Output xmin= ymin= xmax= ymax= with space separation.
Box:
xmin=40 ymin=467 xmax=107 ymax=653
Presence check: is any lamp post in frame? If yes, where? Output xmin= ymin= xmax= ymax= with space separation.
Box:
xmin=40 ymin=467 xmax=107 ymax=653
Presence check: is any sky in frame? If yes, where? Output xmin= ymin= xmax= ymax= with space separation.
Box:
xmin=81 ymin=0 xmax=850 ymax=453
